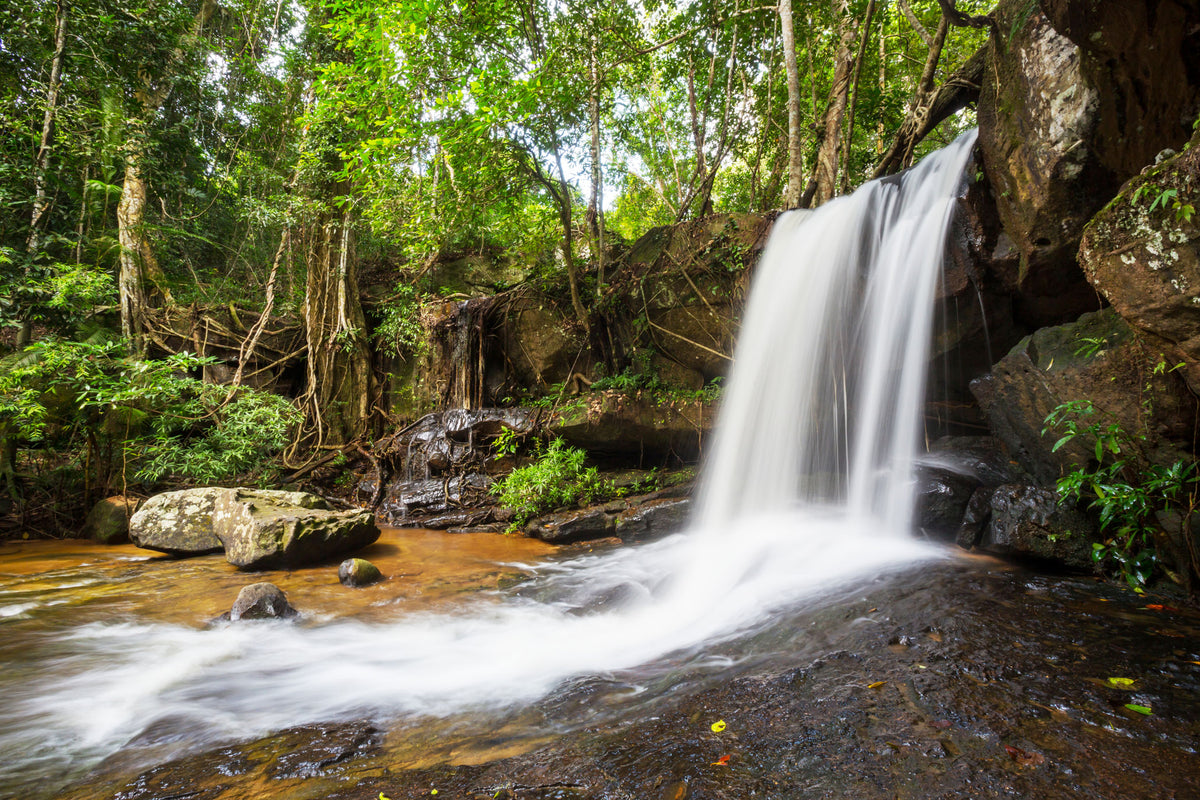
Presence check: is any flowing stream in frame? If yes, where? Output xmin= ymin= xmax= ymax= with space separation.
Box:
xmin=0 ymin=132 xmax=982 ymax=798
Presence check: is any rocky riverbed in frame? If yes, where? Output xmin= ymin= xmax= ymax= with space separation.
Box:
xmin=1 ymin=530 xmax=1197 ymax=800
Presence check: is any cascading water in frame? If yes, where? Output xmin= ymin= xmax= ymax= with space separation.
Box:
xmin=0 ymin=130 xmax=978 ymax=796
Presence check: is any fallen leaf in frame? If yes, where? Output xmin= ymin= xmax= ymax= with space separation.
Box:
xmin=867 ymin=681 xmax=887 ymax=689
xmin=711 ymin=754 xmax=731 ymax=766
xmin=1003 ymin=744 xmax=1045 ymax=766
xmin=1124 ymin=703 xmax=1153 ymax=716
xmin=1144 ymin=604 xmax=1183 ymax=612
xmin=930 ymin=720 xmax=953 ymax=729
xmin=868 ymin=608 xmax=878 ymax=613
xmin=1106 ymin=677 xmax=1135 ymax=688
xmin=379 ymin=794 xmax=391 ymax=800
xmin=710 ymin=719 xmax=727 ymax=733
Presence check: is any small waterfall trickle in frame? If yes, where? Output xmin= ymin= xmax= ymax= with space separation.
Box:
xmin=697 ymin=129 xmax=979 ymax=531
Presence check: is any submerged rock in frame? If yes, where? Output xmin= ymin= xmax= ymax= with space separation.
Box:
xmin=129 ymin=488 xmax=226 ymax=556
xmin=82 ymin=495 xmax=140 ymax=544
xmin=229 ymin=582 xmax=297 ymax=621
xmin=213 ymin=489 xmax=380 ymax=571
xmin=338 ymin=558 xmax=382 ymax=587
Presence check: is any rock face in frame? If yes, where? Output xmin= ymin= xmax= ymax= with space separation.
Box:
xmin=971 ymin=309 xmax=1196 ymax=484
xmin=129 ymin=488 xmax=226 ymax=555
xmin=82 ymin=496 xmax=140 ymax=544
xmin=229 ymin=582 xmax=298 ymax=621
xmin=548 ymin=391 xmax=714 ymax=461
xmin=338 ymin=558 xmax=382 ymax=587
xmin=1079 ymin=131 xmax=1200 ymax=395
xmin=213 ymin=489 xmax=380 ymax=570
xmin=977 ymin=0 xmax=1107 ymax=326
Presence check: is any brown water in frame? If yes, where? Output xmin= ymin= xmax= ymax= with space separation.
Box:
xmin=3 ymin=532 xmax=1200 ymax=800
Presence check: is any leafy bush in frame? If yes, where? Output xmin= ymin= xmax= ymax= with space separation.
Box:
xmin=1043 ymin=399 xmax=1199 ymax=589
xmin=1 ymin=338 xmax=300 ymax=490
xmin=489 ymin=437 xmax=607 ymax=528
xmin=373 ymin=283 xmax=427 ymax=358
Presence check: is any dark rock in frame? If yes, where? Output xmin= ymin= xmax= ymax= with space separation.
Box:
xmin=377 ymin=473 xmax=495 ymax=527
xmin=955 ymin=487 xmax=994 ymax=549
xmin=971 ymin=308 xmax=1197 ymax=483
xmin=230 ymin=582 xmax=298 ymax=621
xmin=614 ymin=498 xmax=691 ymax=541
xmin=82 ymin=495 xmax=140 ymax=544
xmin=915 ymin=466 xmax=979 ymax=541
xmin=528 ymin=509 xmax=615 ymax=544
xmin=500 ymin=304 xmax=584 ymax=390
xmin=977 ymin=0 xmax=1108 ymax=325
xmin=972 ymin=484 xmax=1097 ymax=570
xmin=928 ymin=436 xmax=1026 ymax=487
xmin=1079 ymin=129 xmax=1200 ymax=395
xmin=213 ymin=489 xmax=380 ymax=570
xmin=548 ymin=390 xmax=714 ymax=461
xmin=129 ymin=488 xmax=227 ymax=556
xmin=338 ymin=558 xmax=382 ymax=587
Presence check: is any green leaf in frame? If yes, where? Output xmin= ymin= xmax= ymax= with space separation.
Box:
xmin=1124 ymin=703 xmax=1152 ymax=715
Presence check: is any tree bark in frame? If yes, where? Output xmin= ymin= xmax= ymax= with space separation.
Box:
xmin=779 ymin=0 xmax=804 ymax=208
xmin=871 ymin=40 xmax=985 ymax=178
xmin=117 ymin=0 xmax=216 ymax=348
xmin=809 ymin=0 xmax=860 ymax=207
xmin=588 ymin=37 xmax=606 ymax=298
xmin=27 ymin=0 xmax=67 ymax=255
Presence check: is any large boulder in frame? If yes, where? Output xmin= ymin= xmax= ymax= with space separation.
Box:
xmin=971 ymin=308 xmax=1197 ymax=484
xmin=129 ymin=488 xmax=226 ymax=556
xmin=213 ymin=489 xmax=380 ymax=570
xmin=957 ymin=484 xmax=1098 ymax=571
xmin=82 ymin=496 xmax=140 ymax=544
xmin=1079 ymin=129 xmax=1200 ymax=395
xmin=977 ymin=0 xmax=1107 ymax=326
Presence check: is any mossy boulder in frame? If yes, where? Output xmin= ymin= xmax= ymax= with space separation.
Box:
xmin=213 ymin=489 xmax=380 ymax=571
xmin=129 ymin=488 xmax=227 ymax=556
xmin=1079 ymin=130 xmax=1200 ymax=394
xmin=547 ymin=390 xmax=714 ymax=461
xmin=971 ymin=309 xmax=1197 ymax=484
xmin=82 ymin=496 xmax=140 ymax=544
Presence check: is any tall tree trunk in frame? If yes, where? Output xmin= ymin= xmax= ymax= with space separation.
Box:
xmin=18 ymin=0 xmax=68 ymax=348
xmin=588 ymin=37 xmax=607 ymax=298
xmin=809 ymin=0 xmax=860 ymax=207
xmin=779 ymin=0 xmax=803 ymax=208
xmin=840 ymin=0 xmax=878 ymax=193
xmin=116 ymin=0 xmax=216 ymax=348
xmin=553 ymin=142 xmax=588 ymax=332
xmin=299 ymin=205 xmax=373 ymax=447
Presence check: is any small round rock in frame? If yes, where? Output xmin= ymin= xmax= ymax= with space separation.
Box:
xmin=230 ymin=582 xmax=298 ymax=621
xmin=339 ymin=557 xmax=382 ymax=587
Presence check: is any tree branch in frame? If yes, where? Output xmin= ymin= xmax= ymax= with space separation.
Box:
xmin=936 ymin=0 xmax=997 ymax=32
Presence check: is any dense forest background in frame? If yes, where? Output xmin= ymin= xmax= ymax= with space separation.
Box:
xmin=0 ymin=0 xmax=989 ymax=532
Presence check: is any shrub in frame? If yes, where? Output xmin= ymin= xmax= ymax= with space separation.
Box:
xmin=489 ymin=438 xmax=607 ymax=528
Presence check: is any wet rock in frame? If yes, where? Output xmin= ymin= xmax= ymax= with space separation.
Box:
xmin=82 ymin=495 xmax=140 ymax=544
xmin=548 ymin=390 xmax=713 ymax=461
xmin=915 ymin=467 xmax=979 ymax=541
xmin=971 ymin=308 xmax=1197 ymax=483
xmin=230 ymin=582 xmax=297 ymax=621
xmin=338 ymin=558 xmax=382 ymax=587
xmin=971 ymin=484 xmax=1097 ymax=569
xmin=977 ymin=0 xmax=1107 ymax=325
xmin=614 ymin=498 xmax=691 ymax=541
xmin=213 ymin=489 xmax=379 ymax=570
xmin=528 ymin=509 xmax=615 ymax=544
xmin=1079 ymin=129 xmax=1200 ymax=395
xmin=129 ymin=488 xmax=227 ymax=556
xmin=377 ymin=473 xmax=495 ymax=527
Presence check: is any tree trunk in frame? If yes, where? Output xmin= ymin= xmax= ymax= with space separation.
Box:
xmin=27 ymin=0 xmax=67 ymax=255
xmin=299 ymin=207 xmax=373 ymax=447
xmin=809 ymin=0 xmax=860 ymax=207
xmin=588 ymin=37 xmax=607 ymax=298
xmin=841 ymin=0 xmax=878 ymax=193
xmin=779 ymin=0 xmax=804 ymax=208
xmin=116 ymin=0 xmax=216 ymax=348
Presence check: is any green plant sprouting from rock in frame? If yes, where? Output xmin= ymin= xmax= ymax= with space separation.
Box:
xmin=1043 ymin=399 xmax=1199 ymax=589
xmin=489 ymin=437 xmax=608 ymax=529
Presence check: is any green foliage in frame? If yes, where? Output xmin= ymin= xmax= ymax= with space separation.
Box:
xmin=1043 ymin=400 xmax=1198 ymax=589
xmin=373 ymin=284 xmax=428 ymax=358
xmin=489 ymin=437 xmax=608 ymax=528
xmin=591 ymin=350 xmax=663 ymax=393
xmin=0 ymin=338 xmax=299 ymax=487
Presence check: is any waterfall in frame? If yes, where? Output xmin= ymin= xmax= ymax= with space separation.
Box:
xmin=0 ymin=132 xmax=981 ymax=794
xmin=698 ymin=128 xmax=979 ymax=530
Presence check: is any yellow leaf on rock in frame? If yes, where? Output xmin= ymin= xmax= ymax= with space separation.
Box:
xmin=1107 ymin=677 xmax=1135 ymax=688
xmin=711 ymin=720 xmax=727 ymax=733
xmin=867 ymin=681 xmax=887 ymax=689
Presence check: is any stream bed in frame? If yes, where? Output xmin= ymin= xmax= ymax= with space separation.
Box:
xmin=1 ymin=528 xmax=1198 ymax=800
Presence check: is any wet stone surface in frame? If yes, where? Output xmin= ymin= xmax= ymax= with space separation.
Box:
xmin=60 ymin=561 xmax=1200 ymax=800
